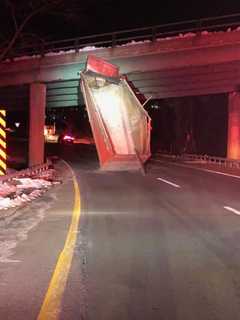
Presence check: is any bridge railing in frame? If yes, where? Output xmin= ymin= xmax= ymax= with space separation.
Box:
xmin=3 ymin=13 xmax=240 ymax=60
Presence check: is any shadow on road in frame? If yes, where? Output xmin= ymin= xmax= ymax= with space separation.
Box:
xmin=45 ymin=143 xmax=100 ymax=171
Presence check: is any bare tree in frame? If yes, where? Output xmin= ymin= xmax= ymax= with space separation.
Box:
xmin=0 ymin=0 xmax=65 ymax=61
xmin=0 ymin=0 xmax=114 ymax=62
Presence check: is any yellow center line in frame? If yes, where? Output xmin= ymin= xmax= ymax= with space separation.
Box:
xmin=37 ymin=161 xmax=81 ymax=320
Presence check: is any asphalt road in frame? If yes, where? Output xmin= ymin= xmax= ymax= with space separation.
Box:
xmin=1 ymin=145 xmax=240 ymax=319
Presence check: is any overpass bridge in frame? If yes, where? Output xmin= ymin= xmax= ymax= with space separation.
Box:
xmin=1 ymin=14 xmax=240 ymax=166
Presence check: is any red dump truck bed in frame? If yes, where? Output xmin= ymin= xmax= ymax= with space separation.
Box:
xmin=80 ymin=55 xmax=151 ymax=171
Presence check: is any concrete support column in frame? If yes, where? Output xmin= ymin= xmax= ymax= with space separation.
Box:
xmin=227 ymin=92 xmax=240 ymax=159
xmin=29 ymin=83 xmax=46 ymax=166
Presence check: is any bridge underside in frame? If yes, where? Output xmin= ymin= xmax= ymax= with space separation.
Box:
xmin=2 ymin=58 xmax=240 ymax=110
xmin=1 ymin=67 xmax=240 ymax=166
xmin=0 ymin=80 xmax=85 ymax=110
xmin=127 ymin=61 xmax=240 ymax=99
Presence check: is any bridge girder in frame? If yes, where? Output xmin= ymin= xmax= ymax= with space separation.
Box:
xmin=1 ymin=30 xmax=240 ymax=100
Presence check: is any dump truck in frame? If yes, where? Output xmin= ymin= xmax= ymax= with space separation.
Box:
xmin=80 ymin=55 xmax=151 ymax=171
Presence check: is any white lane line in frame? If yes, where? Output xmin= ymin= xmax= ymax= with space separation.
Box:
xmin=152 ymin=159 xmax=240 ymax=180
xmin=224 ymin=206 xmax=240 ymax=215
xmin=157 ymin=177 xmax=180 ymax=188
xmin=201 ymin=169 xmax=240 ymax=179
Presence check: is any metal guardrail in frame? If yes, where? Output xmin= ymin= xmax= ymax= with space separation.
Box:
xmin=0 ymin=159 xmax=52 ymax=183
xmin=155 ymin=152 xmax=240 ymax=169
xmin=3 ymin=13 xmax=240 ymax=59
xmin=180 ymin=153 xmax=240 ymax=169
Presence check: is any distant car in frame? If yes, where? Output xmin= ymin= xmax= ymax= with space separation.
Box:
xmin=58 ymin=133 xmax=75 ymax=144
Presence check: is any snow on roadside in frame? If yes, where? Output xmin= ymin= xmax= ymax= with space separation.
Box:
xmin=0 ymin=169 xmax=61 ymax=210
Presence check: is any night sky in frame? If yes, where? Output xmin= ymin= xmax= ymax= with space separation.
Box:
xmin=2 ymin=0 xmax=240 ymax=41
xmin=34 ymin=0 xmax=240 ymax=38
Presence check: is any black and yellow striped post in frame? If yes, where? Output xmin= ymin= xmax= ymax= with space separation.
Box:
xmin=0 ymin=110 xmax=7 ymax=175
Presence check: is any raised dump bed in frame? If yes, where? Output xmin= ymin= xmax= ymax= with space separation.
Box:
xmin=80 ymin=55 xmax=151 ymax=171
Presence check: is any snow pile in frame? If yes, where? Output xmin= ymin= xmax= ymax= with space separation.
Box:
xmin=119 ymin=39 xmax=151 ymax=47
xmin=9 ymin=45 xmax=103 ymax=62
xmin=46 ymin=46 xmax=101 ymax=56
xmin=0 ymin=169 xmax=61 ymax=210
xmin=14 ymin=178 xmax=52 ymax=189
xmin=0 ymin=184 xmax=16 ymax=197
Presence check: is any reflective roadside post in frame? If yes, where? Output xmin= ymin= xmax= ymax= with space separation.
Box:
xmin=0 ymin=110 xmax=6 ymax=175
